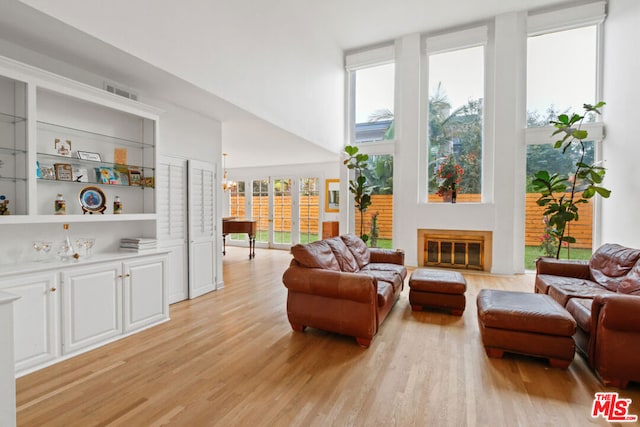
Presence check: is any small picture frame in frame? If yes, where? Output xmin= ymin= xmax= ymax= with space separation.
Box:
xmin=39 ymin=164 xmax=56 ymax=180
xmin=55 ymin=139 xmax=72 ymax=157
xmin=96 ymin=167 xmax=118 ymax=184
xmin=128 ymin=170 xmax=142 ymax=186
xmin=72 ymin=167 xmax=89 ymax=183
xmin=142 ymin=176 xmax=154 ymax=188
xmin=54 ymin=163 xmax=73 ymax=181
xmin=77 ymin=151 xmax=102 ymax=162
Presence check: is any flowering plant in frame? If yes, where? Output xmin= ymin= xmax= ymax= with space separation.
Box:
xmin=435 ymin=155 xmax=464 ymax=197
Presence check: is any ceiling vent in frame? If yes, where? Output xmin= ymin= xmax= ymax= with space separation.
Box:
xmin=104 ymin=81 xmax=138 ymax=101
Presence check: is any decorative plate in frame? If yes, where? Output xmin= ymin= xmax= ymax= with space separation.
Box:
xmin=78 ymin=186 xmax=106 ymax=214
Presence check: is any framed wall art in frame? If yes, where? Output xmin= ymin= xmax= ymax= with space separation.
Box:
xmin=325 ymin=179 xmax=340 ymax=212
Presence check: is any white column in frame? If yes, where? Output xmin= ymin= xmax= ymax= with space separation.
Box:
xmin=491 ymin=12 xmax=528 ymax=273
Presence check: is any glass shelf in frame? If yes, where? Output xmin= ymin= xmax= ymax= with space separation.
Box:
xmin=37 ymin=121 xmax=153 ymax=149
xmin=37 ymin=176 xmax=153 ymax=189
xmin=0 ymin=111 xmax=27 ymax=124
xmin=37 ymin=152 xmax=154 ymax=173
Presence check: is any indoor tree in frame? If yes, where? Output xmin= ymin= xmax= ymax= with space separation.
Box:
xmin=344 ymin=145 xmax=372 ymax=242
xmin=531 ymin=102 xmax=610 ymax=259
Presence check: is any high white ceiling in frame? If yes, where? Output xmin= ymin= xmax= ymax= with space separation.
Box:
xmin=1 ymin=0 xmax=574 ymax=167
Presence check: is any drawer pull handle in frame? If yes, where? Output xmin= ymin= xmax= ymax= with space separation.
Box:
xmin=50 ymin=287 xmax=57 ymax=292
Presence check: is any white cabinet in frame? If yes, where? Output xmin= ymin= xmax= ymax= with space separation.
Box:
xmin=60 ymin=255 xmax=168 ymax=355
xmin=60 ymin=262 xmax=122 ymax=354
xmin=0 ymin=273 xmax=59 ymax=373
xmin=0 ymin=253 xmax=168 ymax=376
xmin=123 ymin=256 xmax=167 ymax=332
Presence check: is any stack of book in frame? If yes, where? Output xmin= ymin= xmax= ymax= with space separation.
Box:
xmin=120 ymin=238 xmax=157 ymax=253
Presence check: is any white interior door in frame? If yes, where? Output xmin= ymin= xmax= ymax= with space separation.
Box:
xmin=188 ymin=160 xmax=217 ymax=299
xmin=157 ymin=156 xmax=188 ymax=304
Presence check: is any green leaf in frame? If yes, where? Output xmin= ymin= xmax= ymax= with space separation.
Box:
xmin=582 ymin=187 xmax=595 ymax=198
xmin=573 ymin=129 xmax=588 ymax=140
xmin=594 ymin=187 xmax=611 ymax=198
xmin=345 ymin=145 xmax=358 ymax=156
xmin=557 ymin=114 xmax=569 ymax=125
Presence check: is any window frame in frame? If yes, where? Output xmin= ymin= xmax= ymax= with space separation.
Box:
xmin=524 ymin=3 xmax=606 ymax=251
xmin=420 ymin=25 xmax=491 ymax=204
xmin=345 ymin=45 xmax=397 ymax=146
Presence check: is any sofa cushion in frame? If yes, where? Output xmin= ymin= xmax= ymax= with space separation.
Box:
xmin=363 ymin=263 xmax=408 ymax=281
xmin=546 ymin=277 xmax=611 ymax=307
xmin=341 ymin=233 xmax=371 ymax=269
xmin=325 ymin=237 xmax=360 ymax=272
xmin=566 ymin=298 xmax=593 ymax=333
xmin=618 ymin=272 xmax=640 ymax=295
xmin=377 ymin=280 xmax=394 ymax=308
xmin=290 ymin=241 xmax=340 ymax=271
xmin=363 ymin=270 xmax=403 ymax=294
xmin=589 ymin=243 xmax=640 ymax=292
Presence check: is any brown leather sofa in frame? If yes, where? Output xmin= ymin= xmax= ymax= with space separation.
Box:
xmin=282 ymin=233 xmax=407 ymax=347
xmin=535 ymin=243 xmax=640 ymax=388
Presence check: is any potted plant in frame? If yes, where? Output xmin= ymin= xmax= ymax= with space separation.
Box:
xmin=435 ymin=155 xmax=464 ymax=203
xmin=344 ymin=145 xmax=372 ymax=242
xmin=531 ymin=102 xmax=610 ymax=259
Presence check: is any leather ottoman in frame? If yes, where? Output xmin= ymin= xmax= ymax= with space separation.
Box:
xmin=409 ymin=269 xmax=466 ymax=315
xmin=476 ymin=289 xmax=576 ymax=368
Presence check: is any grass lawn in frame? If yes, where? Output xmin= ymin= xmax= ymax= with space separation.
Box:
xmin=231 ymin=231 xmax=393 ymax=248
xmin=524 ymin=245 xmax=592 ymax=271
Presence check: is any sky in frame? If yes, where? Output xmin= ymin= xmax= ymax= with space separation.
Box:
xmin=354 ymin=25 xmax=597 ymax=124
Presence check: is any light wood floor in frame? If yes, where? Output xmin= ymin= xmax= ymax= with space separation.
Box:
xmin=16 ymin=247 xmax=640 ymax=426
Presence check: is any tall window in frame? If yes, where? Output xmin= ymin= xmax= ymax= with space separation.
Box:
xmin=427 ymin=45 xmax=484 ymax=203
xmin=299 ymin=178 xmax=320 ymax=244
xmin=272 ymin=178 xmax=292 ymax=245
xmin=252 ymin=179 xmax=269 ymax=243
xmin=527 ymin=26 xmax=597 ymax=127
xmin=351 ymin=62 xmax=395 ymax=143
xmin=229 ymin=181 xmax=246 ymax=241
xmin=354 ymin=155 xmax=394 ymax=248
xmin=524 ymin=24 xmax=601 ymax=269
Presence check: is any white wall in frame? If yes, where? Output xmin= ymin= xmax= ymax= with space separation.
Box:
xmin=601 ymin=0 xmax=640 ymax=247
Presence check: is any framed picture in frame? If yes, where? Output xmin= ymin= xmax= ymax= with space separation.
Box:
xmin=325 ymin=179 xmax=340 ymax=212
xmin=96 ymin=167 xmax=120 ymax=185
xmin=114 ymin=148 xmax=128 ymax=165
xmin=72 ymin=167 xmax=89 ymax=183
xmin=142 ymin=176 xmax=154 ymax=188
xmin=39 ymin=164 xmax=56 ymax=180
xmin=54 ymin=163 xmax=73 ymax=181
xmin=128 ymin=170 xmax=142 ymax=186
xmin=77 ymin=151 xmax=102 ymax=162
xmin=55 ymin=139 xmax=72 ymax=157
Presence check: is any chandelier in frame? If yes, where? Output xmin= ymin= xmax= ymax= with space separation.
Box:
xmin=222 ymin=153 xmax=236 ymax=191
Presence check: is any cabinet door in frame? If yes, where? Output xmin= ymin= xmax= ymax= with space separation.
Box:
xmin=0 ymin=273 xmax=59 ymax=374
xmin=60 ymin=263 xmax=122 ymax=354
xmin=188 ymin=160 xmax=217 ymax=298
xmin=123 ymin=256 xmax=168 ymax=333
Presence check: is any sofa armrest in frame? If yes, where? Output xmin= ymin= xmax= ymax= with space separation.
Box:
xmin=282 ymin=265 xmax=376 ymax=303
xmin=535 ymin=257 xmax=590 ymax=279
xmin=369 ymin=248 xmax=405 ymax=266
xmin=591 ymin=294 xmax=640 ymax=332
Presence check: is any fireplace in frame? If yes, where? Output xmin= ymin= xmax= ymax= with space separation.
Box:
xmin=417 ymin=229 xmax=492 ymax=272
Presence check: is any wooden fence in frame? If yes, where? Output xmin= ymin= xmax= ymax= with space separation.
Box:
xmin=229 ymin=192 xmax=592 ymax=247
